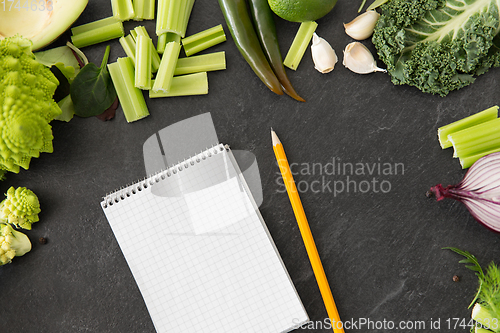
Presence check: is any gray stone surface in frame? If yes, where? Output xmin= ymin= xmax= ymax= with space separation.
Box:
xmin=2 ymin=0 xmax=500 ymax=332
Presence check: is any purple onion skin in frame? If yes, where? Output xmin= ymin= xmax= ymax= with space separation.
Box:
xmin=429 ymin=152 xmax=500 ymax=233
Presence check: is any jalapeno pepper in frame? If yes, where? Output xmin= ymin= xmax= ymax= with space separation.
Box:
xmin=248 ymin=0 xmax=305 ymax=102
xmin=218 ymin=0 xmax=283 ymax=95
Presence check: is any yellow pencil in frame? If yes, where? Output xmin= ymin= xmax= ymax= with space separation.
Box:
xmin=272 ymin=129 xmax=344 ymax=333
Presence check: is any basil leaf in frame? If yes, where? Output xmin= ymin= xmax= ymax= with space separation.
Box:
xmin=70 ymin=45 xmax=117 ymax=118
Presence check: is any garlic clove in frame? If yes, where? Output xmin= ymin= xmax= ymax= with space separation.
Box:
xmin=311 ymin=33 xmax=338 ymax=74
xmin=344 ymin=10 xmax=380 ymax=41
xmin=342 ymin=42 xmax=386 ymax=74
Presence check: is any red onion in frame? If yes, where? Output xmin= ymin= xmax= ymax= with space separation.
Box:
xmin=429 ymin=152 xmax=500 ymax=232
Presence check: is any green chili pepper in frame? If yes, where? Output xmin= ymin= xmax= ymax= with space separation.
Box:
xmin=218 ymin=0 xmax=283 ymax=95
xmin=248 ymin=0 xmax=305 ymax=102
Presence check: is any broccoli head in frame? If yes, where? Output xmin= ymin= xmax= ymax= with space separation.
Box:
xmin=0 ymin=223 xmax=31 ymax=265
xmin=372 ymin=0 xmax=500 ymax=96
xmin=0 ymin=35 xmax=61 ymax=173
xmin=0 ymin=186 xmax=41 ymax=230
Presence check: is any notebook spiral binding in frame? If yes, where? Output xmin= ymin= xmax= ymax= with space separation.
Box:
xmin=101 ymin=143 xmax=227 ymax=209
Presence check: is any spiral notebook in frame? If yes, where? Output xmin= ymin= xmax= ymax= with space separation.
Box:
xmin=101 ymin=144 xmax=309 ymax=333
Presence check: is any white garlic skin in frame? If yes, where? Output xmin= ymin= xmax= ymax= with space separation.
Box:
xmin=311 ymin=33 xmax=338 ymax=74
xmin=342 ymin=42 xmax=386 ymax=74
xmin=344 ymin=10 xmax=380 ymax=40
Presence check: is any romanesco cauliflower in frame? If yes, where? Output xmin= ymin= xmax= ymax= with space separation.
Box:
xmin=0 ymin=35 xmax=61 ymax=173
xmin=0 ymin=223 xmax=31 ymax=266
xmin=0 ymin=186 xmax=41 ymax=230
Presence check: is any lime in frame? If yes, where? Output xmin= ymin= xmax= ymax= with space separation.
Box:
xmin=268 ymin=0 xmax=338 ymax=22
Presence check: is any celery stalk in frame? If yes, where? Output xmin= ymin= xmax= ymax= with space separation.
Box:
xmin=111 ymin=0 xmax=135 ymax=21
xmin=135 ymin=35 xmax=152 ymax=90
xmin=119 ymin=35 xmax=137 ymax=64
xmin=175 ymin=52 xmax=225 ymax=75
xmin=156 ymin=0 xmax=167 ymax=36
xmin=438 ymin=106 xmax=499 ymax=149
xmin=476 ymin=328 xmax=493 ymax=333
xmin=71 ymin=17 xmax=124 ymax=48
xmin=130 ymin=29 xmax=138 ymax=41
xmin=182 ymin=24 xmax=226 ymax=57
xmin=157 ymin=0 xmax=181 ymax=35
xmin=108 ymin=58 xmax=149 ymax=122
xmin=179 ymin=0 xmax=195 ymax=38
xmin=152 ymin=41 xmax=181 ymax=93
xmin=157 ymin=33 xmax=167 ymax=54
xmin=454 ymin=136 xmax=500 ymax=158
xmin=149 ymin=72 xmax=208 ymax=98
xmin=134 ymin=26 xmax=161 ymax=73
xmin=460 ymin=148 xmax=500 ymax=168
xmin=284 ymin=21 xmax=318 ymax=70
xmin=448 ymin=118 xmax=500 ymax=149
xmin=133 ymin=0 xmax=155 ymax=20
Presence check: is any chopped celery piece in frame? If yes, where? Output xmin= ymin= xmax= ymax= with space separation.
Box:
xmin=149 ymin=72 xmax=208 ymax=98
xmin=284 ymin=21 xmax=318 ymax=70
xmin=472 ymin=303 xmax=500 ymax=332
xmin=438 ymin=106 xmax=499 ymax=149
xmin=135 ymin=35 xmax=152 ymax=90
xmin=157 ymin=33 xmax=167 ymax=54
xmin=111 ymin=0 xmax=135 ymax=21
xmin=119 ymin=35 xmax=137 ymax=64
xmin=134 ymin=26 xmax=161 ymax=73
xmin=179 ymin=0 xmax=195 ymax=38
xmin=475 ymin=328 xmax=492 ymax=333
xmin=152 ymin=41 xmax=181 ymax=93
xmin=108 ymin=58 xmax=149 ymax=122
xmin=157 ymin=0 xmax=193 ymax=36
xmin=175 ymin=52 xmax=226 ymax=75
xmin=130 ymin=29 xmax=138 ymax=41
xmin=133 ymin=0 xmax=155 ymax=20
xmin=454 ymin=136 xmax=500 ymax=158
xmin=448 ymin=118 xmax=500 ymax=149
xmin=182 ymin=24 xmax=226 ymax=56
xmin=71 ymin=18 xmax=125 ymax=48
xmin=460 ymin=148 xmax=500 ymax=168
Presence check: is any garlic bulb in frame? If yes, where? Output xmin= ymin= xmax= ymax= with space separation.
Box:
xmin=344 ymin=10 xmax=380 ymax=40
xmin=342 ymin=42 xmax=386 ymax=74
xmin=311 ymin=33 xmax=338 ymax=74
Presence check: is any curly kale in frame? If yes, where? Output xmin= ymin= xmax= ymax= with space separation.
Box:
xmin=372 ymin=0 xmax=500 ymax=96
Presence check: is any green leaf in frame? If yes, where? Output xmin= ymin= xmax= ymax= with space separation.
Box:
xmin=444 ymin=247 xmax=485 ymax=308
xmin=54 ymin=95 xmax=75 ymax=122
xmin=70 ymin=45 xmax=117 ymax=118
xmin=34 ymin=46 xmax=81 ymax=81
xmin=366 ymin=0 xmax=390 ymax=11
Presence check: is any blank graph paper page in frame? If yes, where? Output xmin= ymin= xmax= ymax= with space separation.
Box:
xmin=101 ymin=144 xmax=308 ymax=333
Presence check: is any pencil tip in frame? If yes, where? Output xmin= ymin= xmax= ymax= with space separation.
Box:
xmin=271 ymin=129 xmax=280 ymax=146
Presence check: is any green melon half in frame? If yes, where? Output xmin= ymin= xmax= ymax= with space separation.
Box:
xmin=0 ymin=0 xmax=88 ymax=50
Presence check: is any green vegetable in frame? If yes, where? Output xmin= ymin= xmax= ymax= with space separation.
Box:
xmin=248 ymin=0 xmax=305 ymax=101
xmin=70 ymin=45 xmax=117 ymax=118
xmin=182 ymin=24 xmax=227 ymax=57
xmin=111 ymin=0 xmax=135 ymax=21
xmin=149 ymin=72 xmax=209 ymax=98
xmin=218 ymin=0 xmax=283 ymax=95
xmin=372 ymin=0 xmax=500 ymax=96
xmin=438 ymin=106 xmax=499 ymax=149
xmin=108 ymin=57 xmax=150 ymax=123
xmin=366 ymin=0 xmax=390 ymax=11
xmin=34 ymin=45 xmax=82 ymax=81
xmin=134 ymin=26 xmax=161 ymax=73
xmin=0 ymin=223 xmax=31 ymax=266
xmin=135 ymin=36 xmax=153 ymax=90
xmin=284 ymin=21 xmax=318 ymax=70
xmin=119 ymin=35 xmax=137 ymax=64
xmin=55 ymin=95 xmax=76 ymax=122
xmin=0 ymin=35 xmax=62 ymax=173
xmin=71 ymin=17 xmax=125 ymax=48
xmin=157 ymin=33 xmax=168 ymax=54
xmin=174 ymin=52 xmax=226 ymax=75
xmin=0 ymin=187 xmax=41 ymax=230
xmin=157 ymin=0 xmax=195 ymax=37
xmin=133 ymin=0 xmax=155 ymax=20
xmin=152 ymin=41 xmax=181 ymax=93
xmin=446 ymin=247 xmax=500 ymax=332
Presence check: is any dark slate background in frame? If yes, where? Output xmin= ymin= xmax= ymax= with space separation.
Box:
xmin=2 ymin=0 xmax=499 ymax=332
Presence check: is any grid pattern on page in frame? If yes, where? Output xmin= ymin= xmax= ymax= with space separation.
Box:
xmin=101 ymin=145 xmax=308 ymax=333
